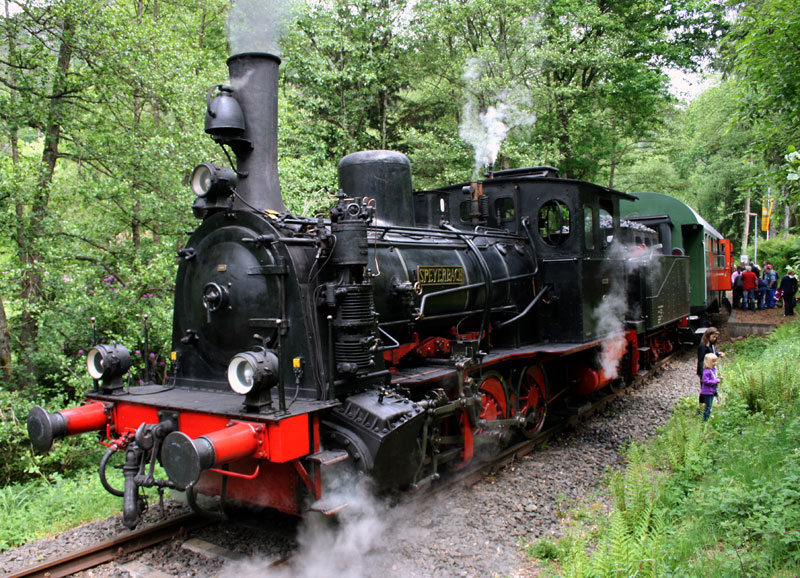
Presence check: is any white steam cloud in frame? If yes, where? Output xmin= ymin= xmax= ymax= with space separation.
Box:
xmin=220 ymin=473 xmax=388 ymax=578
xmin=459 ymin=58 xmax=536 ymax=178
xmin=592 ymin=240 xmax=635 ymax=380
xmin=591 ymin=233 xmax=663 ymax=379
xmin=592 ymin=291 xmax=628 ymax=380
xmin=228 ymin=0 xmax=298 ymax=57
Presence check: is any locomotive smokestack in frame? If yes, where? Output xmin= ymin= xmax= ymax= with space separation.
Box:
xmin=227 ymin=52 xmax=285 ymax=213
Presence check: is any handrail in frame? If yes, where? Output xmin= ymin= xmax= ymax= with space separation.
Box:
xmin=495 ymin=284 xmax=552 ymax=328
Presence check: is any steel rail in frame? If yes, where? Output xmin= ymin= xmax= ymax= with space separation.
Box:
xmin=3 ymin=512 xmax=210 ymax=578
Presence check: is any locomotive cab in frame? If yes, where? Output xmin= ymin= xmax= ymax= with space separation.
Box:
xmin=514 ymin=179 xmax=634 ymax=344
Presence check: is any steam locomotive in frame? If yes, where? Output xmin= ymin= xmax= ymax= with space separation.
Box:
xmin=27 ymin=51 xmax=732 ymax=529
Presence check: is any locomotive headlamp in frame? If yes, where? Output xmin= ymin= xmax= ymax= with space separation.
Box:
xmin=86 ymin=344 xmax=131 ymax=393
xmin=228 ymin=348 xmax=279 ymax=394
xmin=227 ymin=348 xmax=280 ymax=411
xmin=190 ymin=163 xmax=237 ymax=198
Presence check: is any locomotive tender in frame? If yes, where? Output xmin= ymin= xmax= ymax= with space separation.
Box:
xmin=27 ymin=50 xmax=730 ymax=528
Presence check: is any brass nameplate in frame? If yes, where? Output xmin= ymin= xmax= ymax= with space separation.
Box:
xmin=417 ymin=266 xmax=465 ymax=286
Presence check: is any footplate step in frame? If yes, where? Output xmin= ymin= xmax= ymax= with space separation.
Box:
xmin=307 ymin=449 xmax=349 ymax=466
xmin=309 ymin=497 xmax=349 ymax=516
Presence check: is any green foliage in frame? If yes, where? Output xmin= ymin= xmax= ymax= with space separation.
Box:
xmin=669 ymin=414 xmax=800 ymax=575
xmin=526 ymin=324 xmax=800 ymax=576
xmin=725 ymin=323 xmax=800 ymax=416
xmin=0 ymin=0 xmax=229 ymax=395
xmin=525 ymin=536 xmax=565 ymax=561
xmin=0 ymin=471 xmax=121 ymax=552
xmin=653 ymin=399 xmax=711 ymax=479
xmin=719 ymin=0 xmax=800 ymax=234
xmin=408 ymin=0 xmax=726 ymax=183
xmin=0 ymin=389 xmax=103 ymax=485
xmin=756 ymin=235 xmax=800 ymax=273
xmin=724 ymin=0 xmax=800 ymax=164
xmin=614 ymin=81 xmax=766 ymax=248
xmin=727 ymin=362 xmax=799 ymax=415
xmin=787 ymin=147 xmax=800 ymax=193
xmin=283 ymin=0 xmax=413 ymax=160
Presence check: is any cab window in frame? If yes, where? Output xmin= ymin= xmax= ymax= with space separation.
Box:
xmin=538 ymin=200 xmax=570 ymax=246
xmin=599 ymin=200 xmax=614 ymax=248
xmin=494 ymin=197 xmax=515 ymax=222
xmin=583 ymin=204 xmax=594 ymax=250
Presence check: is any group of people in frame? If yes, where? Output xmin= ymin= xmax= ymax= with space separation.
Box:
xmin=697 ymin=267 xmax=798 ymax=421
xmin=731 ymin=261 xmax=798 ymax=316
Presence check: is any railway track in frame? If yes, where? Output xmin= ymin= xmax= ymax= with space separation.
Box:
xmin=3 ymin=513 xmax=210 ymax=578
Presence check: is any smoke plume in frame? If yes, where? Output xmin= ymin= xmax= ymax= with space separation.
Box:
xmin=591 ymin=240 xmax=633 ymax=379
xmin=228 ymin=0 xmax=298 ymax=57
xmin=459 ymin=58 xmax=535 ymax=178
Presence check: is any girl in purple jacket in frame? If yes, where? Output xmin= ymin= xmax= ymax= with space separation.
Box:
xmin=700 ymin=353 xmax=721 ymax=421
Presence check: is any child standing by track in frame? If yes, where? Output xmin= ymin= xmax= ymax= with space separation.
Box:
xmin=700 ymin=353 xmax=721 ymax=421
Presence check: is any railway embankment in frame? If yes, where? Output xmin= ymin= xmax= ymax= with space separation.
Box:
xmin=524 ymin=316 xmax=800 ymax=577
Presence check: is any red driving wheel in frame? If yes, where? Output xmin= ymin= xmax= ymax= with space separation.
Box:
xmin=517 ymin=365 xmax=547 ymax=437
xmin=479 ymin=373 xmax=508 ymax=422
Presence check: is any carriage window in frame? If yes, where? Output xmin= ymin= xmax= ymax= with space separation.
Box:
xmin=494 ymin=197 xmax=515 ymax=222
xmin=715 ymin=251 xmax=726 ymax=269
xmin=459 ymin=200 xmax=469 ymax=222
xmin=538 ymin=200 xmax=570 ymax=246
xmin=712 ymin=239 xmax=727 ymax=269
xmin=583 ymin=205 xmax=594 ymax=250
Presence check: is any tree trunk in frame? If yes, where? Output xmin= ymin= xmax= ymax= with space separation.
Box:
xmin=557 ymin=106 xmax=572 ymax=178
xmin=782 ymin=201 xmax=791 ymax=238
xmin=0 ymin=296 xmax=11 ymax=382
xmin=608 ymin=159 xmax=616 ymax=190
xmin=4 ymin=0 xmax=20 ymax=387
xmin=742 ymin=195 xmax=751 ymax=255
xmin=16 ymin=16 xmax=74 ymax=388
xmin=381 ymin=90 xmax=388 ymax=149
xmin=780 ymin=184 xmax=792 ymax=238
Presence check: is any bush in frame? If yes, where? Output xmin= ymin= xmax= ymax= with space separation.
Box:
xmin=727 ymin=322 xmax=800 ymax=417
xmin=0 ymin=389 xmax=104 ymax=486
xmin=754 ymin=235 xmax=800 ymax=273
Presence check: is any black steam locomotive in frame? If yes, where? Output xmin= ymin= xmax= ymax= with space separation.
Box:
xmin=27 ymin=51 xmax=728 ymax=529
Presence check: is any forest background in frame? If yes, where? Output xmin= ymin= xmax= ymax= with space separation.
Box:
xmin=0 ymin=0 xmax=798 ymax=448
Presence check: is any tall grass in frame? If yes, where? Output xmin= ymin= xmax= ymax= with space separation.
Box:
xmin=524 ymin=322 xmax=800 ymax=577
xmin=0 ymin=472 xmax=122 ymax=551
xmin=0 ymin=451 xmax=170 ymax=552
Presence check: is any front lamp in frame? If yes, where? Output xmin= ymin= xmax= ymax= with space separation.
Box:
xmin=227 ymin=348 xmax=279 ymax=410
xmin=190 ymin=163 xmax=237 ymax=198
xmin=87 ymin=344 xmax=131 ymax=393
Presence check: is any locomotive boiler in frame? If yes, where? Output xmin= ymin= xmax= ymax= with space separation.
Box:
xmin=27 ymin=49 xmax=709 ymax=529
